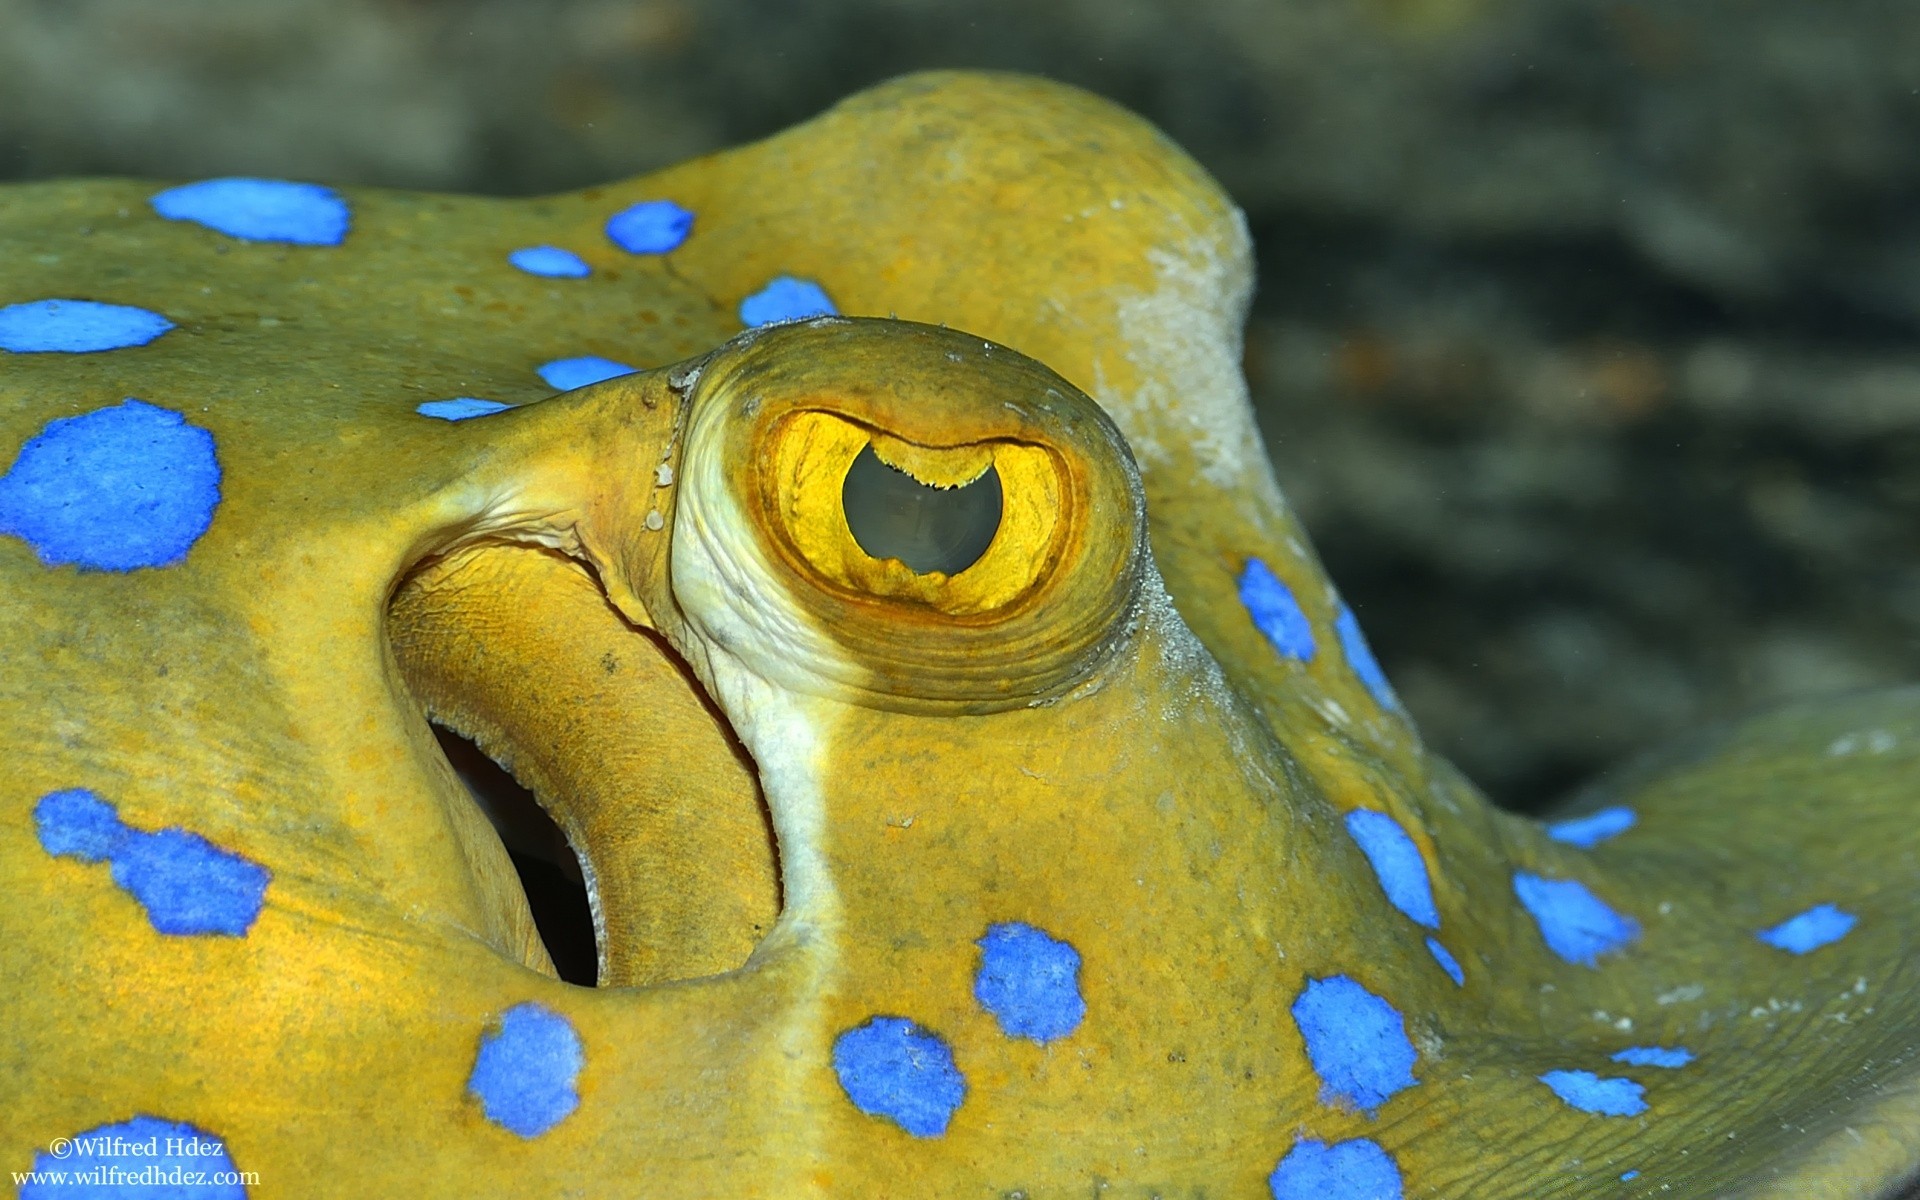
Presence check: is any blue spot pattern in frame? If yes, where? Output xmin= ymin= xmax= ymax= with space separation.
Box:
xmin=739 ymin=276 xmax=837 ymax=328
xmin=1546 ymin=806 xmax=1636 ymax=848
xmin=150 ymin=177 xmax=349 ymax=246
xmin=1268 ymin=1137 xmax=1403 ymax=1200
xmin=0 ymin=399 xmax=221 ymax=571
xmin=19 ymin=1114 xmax=247 ymax=1199
xmin=1538 ymin=1069 xmax=1647 ymax=1117
xmin=508 ymin=246 xmax=592 ymax=278
xmin=1621 ymin=1169 xmax=1641 ymax=1181
xmin=417 ymin=398 xmax=512 ymax=421
xmin=1334 ymin=604 xmax=1399 ymax=709
xmin=973 ymin=921 xmax=1086 ymax=1043
xmin=0 ymin=299 xmax=174 ymax=353
xmin=1757 ymin=903 xmax=1856 ymax=954
xmin=467 ymin=1003 xmax=584 ymax=1138
xmin=831 ymin=1016 xmax=966 ymax=1137
xmin=1344 ymin=810 xmax=1439 ymax=929
xmin=1512 ymin=872 xmax=1638 ymax=967
xmin=1239 ymin=558 xmax=1315 ymax=661
xmin=34 ymin=789 xmax=269 ymax=936
xmin=1611 ymin=1045 xmax=1692 ymax=1069
xmin=605 ymin=199 xmax=694 ymax=254
xmin=1425 ymin=937 xmax=1464 ymax=986
xmin=537 ymin=356 xmax=637 ymax=391
xmin=1290 ymin=975 xmax=1418 ymax=1115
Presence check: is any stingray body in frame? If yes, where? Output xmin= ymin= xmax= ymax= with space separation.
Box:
xmin=2 ymin=72 xmax=1917 ymax=1199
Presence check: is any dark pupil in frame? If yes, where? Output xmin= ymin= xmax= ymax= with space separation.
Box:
xmin=841 ymin=443 xmax=1003 ymax=576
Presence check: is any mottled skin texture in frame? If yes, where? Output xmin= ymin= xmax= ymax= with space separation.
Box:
xmin=3 ymin=71 xmax=1919 ymax=1198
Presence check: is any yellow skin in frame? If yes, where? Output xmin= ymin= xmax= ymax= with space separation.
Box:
xmin=2 ymin=71 xmax=1918 ymax=1198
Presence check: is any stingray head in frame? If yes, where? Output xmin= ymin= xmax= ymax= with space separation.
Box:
xmin=384 ymin=316 xmax=1370 ymax=1187
xmin=12 ymin=70 xmax=1920 ymax=1200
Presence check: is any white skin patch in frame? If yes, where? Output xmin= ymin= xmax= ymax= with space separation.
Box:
xmin=667 ymin=389 xmax=859 ymax=932
xmin=1828 ymin=730 xmax=1896 ymax=756
xmin=1098 ymin=214 xmax=1285 ymax=507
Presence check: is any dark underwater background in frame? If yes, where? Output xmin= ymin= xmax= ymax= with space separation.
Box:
xmin=6 ymin=0 xmax=1919 ymax=812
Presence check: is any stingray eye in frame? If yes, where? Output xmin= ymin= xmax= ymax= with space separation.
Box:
xmin=759 ymin=412 xmax=1065 ymax=618
xmin=841 ymin=443 xmax=1002 ymax=576
xmin=681 ymin=318 xmax=1142 ymax=711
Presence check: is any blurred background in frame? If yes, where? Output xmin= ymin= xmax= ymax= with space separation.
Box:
xmin=7 ymin=0 xmax=1919 ymax=810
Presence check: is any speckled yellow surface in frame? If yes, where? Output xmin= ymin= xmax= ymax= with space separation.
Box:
xmin=3 ymin=71 xmax=1919 ymax=1199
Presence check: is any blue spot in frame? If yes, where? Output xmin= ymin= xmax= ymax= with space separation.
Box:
xmin=36 ymin=788 xmax=268 ymax=936
xmin=32 ymin=788 xmax=128 ymax=861
xmin=20 ymin=1114 xmax=247 ymax=1199
xmin=1621 ymin=1169 xmax=1641 ymax=1181
xmin=1290 ymin=975 xmax=1418 ymax=1115
xmin=1538 ymin=1069 xmax=1647 ymax=1117
xmin=1334 ymin=604 xmax=1399 ymax=709
xmin=1425 ymin=937 xmax=1464 ymax=986
xmin=1239 ymin=558 xmax=1315 ymax=660
xmin=1546 ymin=806 xmax=1636 ymax=848
xmin=537 ymin=356 xmax=637 ymax=391
xmin=1611 ymin=1045 xmax=1693 ymax=1069
xmin=831 ymin=1016 xmax=966 ymax=1137
xmin=973 ymin=921 xmax=1086 ymax=1043
xmin=0 ymin=399 xmax=221 ymax=571
xmin=1344 ymin=810 xmax=1438 ymax=929
xmin=1512 ymin=872 xmax=1639 ymax=967
xmin=1268 ymin=1137 xmax=1403 ymax=1200
xmin=1757 ymin=903 xmax=1856 ymax=954
xmin=0 ymin=299 xmax=173 ymax=353
xmin=109 ymin=829 xmax=271 ymax=937
xmin=508 ymin=246 xmax=592 ymax=278
xmin=150 ymin=177 xmax=349 ymax=246
xmin=739 ymin=276 xmax=837 ymax=328
xmin=467 ymin=1003 xmax=584 ymax=1138
xmin=605 ymin=199 xmax=693 ymax=254
xmin=417 ymin=398 xmax=512 ymax=421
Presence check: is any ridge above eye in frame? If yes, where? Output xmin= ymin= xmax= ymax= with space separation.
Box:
xmin=841 ymin=442 xmax=1003 ymax=577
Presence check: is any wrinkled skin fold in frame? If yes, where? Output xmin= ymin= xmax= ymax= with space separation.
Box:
xmin=3 ymin=71 xmax=1919 ymax=1199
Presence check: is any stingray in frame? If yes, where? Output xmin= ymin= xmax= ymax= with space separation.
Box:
xmin=2 ymin=71 xmax=1916 ymax=1199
